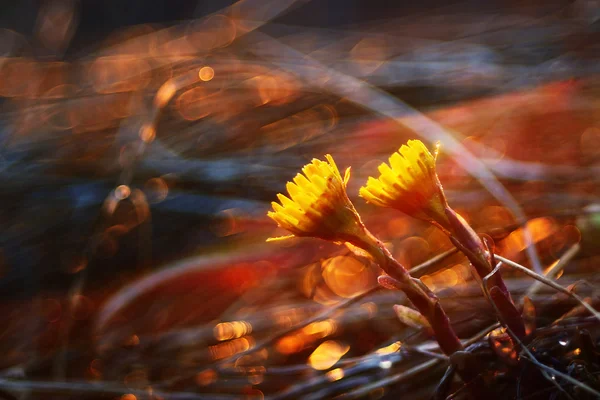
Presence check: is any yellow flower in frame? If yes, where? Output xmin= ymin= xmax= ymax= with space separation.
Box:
xmin=267 ymin=155 xmax=365 ymax=242
xmin=359 ymin=140 xmax=450 ymax=229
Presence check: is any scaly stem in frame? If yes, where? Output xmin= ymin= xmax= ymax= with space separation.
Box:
xmin=348 ymin=229 xmax=495 ymax=399
xmin=350 ymin=229 xmax=463 ymax=355
xmin=444 ymin=206 xmax=526 ymax=339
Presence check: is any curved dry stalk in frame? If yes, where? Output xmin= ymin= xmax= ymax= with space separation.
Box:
xmin=493 ymin=254 xmax=600 ymax=322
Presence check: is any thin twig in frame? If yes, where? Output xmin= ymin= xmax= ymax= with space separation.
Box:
xmin=525 ymin=243 xmax=580 ymax=298
xmin=408 ymin=248 xmax=459 ymax=278
xmin=494 ymin=254 xmax=600 ymax=322
xmin=335 ymin=359 xmax=441 ymax=399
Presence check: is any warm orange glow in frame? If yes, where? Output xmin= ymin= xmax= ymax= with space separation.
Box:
xmin=439 ymin=269 xmax=459 ymax=287
xmin=251 ymin=73 xmax=298 ymax=105
xmin=276 ymin=335 xmax=304 ymax=355
xmin=176 ymin=87 xmax=219 ymax=121
xmin=125 ymin=334 xmax=140 ymax=347
xmin=322 ymin=256 xmax=375 ymax=298
xmin=421 ymin=275 xmax=436 ymax=291
xmin=139 ymin=124 xmax=156 ymax=143
xmin=501 ymin=217 xmax=558 ymax=256
xmin=326 ymin=368 xmax=345 ymax=381
xmin=393 ymin=305 xmax=431 ymax=332
xmin=0 ymin=57 xmax=40 ymax=97
xmin=195 ymin=369 xmax=217 ymax=386
xmin=386 ymin=216 xmax=412 ymax=238
xmin=375 ymin=341 xmax=402 ymax=355
xmin=199 ymin=66 xmax=215 ymax=82
xmin=209 ymin=337 xmax=254 ymax=360
xmin=89 ymin=57 xmax=151 ymax=94
xmin=394 ymin=236 xmax=430 ymax=268
xmin=155 ymin=81 xmax=177 ymax=109
xmin=308 ymin=341 xmax=349 ymax=370
xmin=214 ymin=320 xmax=252 ymax=341
xmin=302 ymin=319 xmax=337 ymax=337
xmin=121 ymin=394 xmax=137 ymax=400
xmin=115 ymin=185 xmax=131 ymax=200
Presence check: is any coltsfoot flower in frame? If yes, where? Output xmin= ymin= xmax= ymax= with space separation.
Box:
xmin=359 ymin=139 xmax=451 ymax=229
xmin=267 ymin=155 xmax=365 ymax=243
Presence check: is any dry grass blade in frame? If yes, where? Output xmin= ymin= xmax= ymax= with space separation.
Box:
xmin=335 ymin=359 xmax=441 ymax=399
xmin=525 ymin=243 xmax=580 ymax=298
xmin=494 ymin=253 xmax=600 ymax=322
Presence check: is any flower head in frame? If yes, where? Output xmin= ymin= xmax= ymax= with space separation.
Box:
xmin=268 ymin=155 xmax=365 ymax=242
xmin=359 ymin=140 xmax=450 ymax=228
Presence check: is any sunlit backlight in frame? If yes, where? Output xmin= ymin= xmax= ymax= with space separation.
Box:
xmin=326 ymin=368 xmax=345 ymax=381
xmin=139 ymin=124 xmax=156 ymax=143
xmin=250 ymin=73 xmax=298 ymax=105
xmin=209 ymin=337 xmax=254 ymax=360
xmin=199 ymin=66 xmax=215 ymax=81
xmin=420 ymin=275 xmax=436 ymax=291
xmin=0 ymin=58 xmax=40 ymax=97
xmin=121 ymin=394 xmax=136 ymax=400
xmin=155 ymin=81 xmax=177 ymax=109
xmin=308 ymin=341 xmax=350 ymax=370
xmin=322 ymin=256 xmax=374 ymax=298
xmin=195 ymin=369 xmax=217 ymax=386
xmin=89 ymin=56 xmax=151 ymax=94
xmin=124 ymin=334 xmax=140 ymax=347
xmin=176 ymin=86 xmax=219 ymax=121
xmin=394 ymin=236 xmax=430 ymax=268
xmin=502 ymin=217 xmax=557 ymax=255
xmin=376 ymin=341 xmax=402 ymax=355
xmin=114 ymin=185 xmax=131 ymax=200
xmin=214 ymin=320 xmax=253 ymax=341
xmin=276 ymin=335 xmax=305 ymax=355
xmin=302 ymin=319 xmax=337 ymax=337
